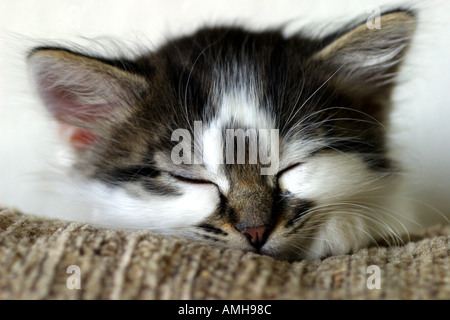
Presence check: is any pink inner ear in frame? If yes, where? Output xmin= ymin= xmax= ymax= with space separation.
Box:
xmin=36 ymin=72 xmax=116 ymax=123
xmin=40 ymin=85 xmax=113 ymax=151
xmin=59 ymin=124 xmax=98 ymax=151
xmin=70 ymin=127 xmax=98 ymax=151
xmin=44 ymin=88 xmax=113 ymax=124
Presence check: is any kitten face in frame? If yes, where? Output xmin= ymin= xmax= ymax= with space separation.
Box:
xmin=28 ymin=11 xmax=416 ymax=261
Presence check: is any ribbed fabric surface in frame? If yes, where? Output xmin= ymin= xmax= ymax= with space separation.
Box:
xmin=0 ymin=207 xmax=448 ymax=299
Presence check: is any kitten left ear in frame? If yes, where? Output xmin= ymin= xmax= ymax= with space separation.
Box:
xmin=312 ymin=11 xmax=416 ymax=95
xmin=27 ymin=48 xmax=149 ymax=151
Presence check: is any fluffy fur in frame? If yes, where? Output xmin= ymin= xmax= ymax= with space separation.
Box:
xmin=26 ymin=10 xmax=417 ymax=261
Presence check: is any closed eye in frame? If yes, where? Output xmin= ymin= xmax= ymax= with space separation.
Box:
xmin=276 ymin=162 xmax=304 ymax=178
xmin=169 ymin=173 xmax=216 ymax=186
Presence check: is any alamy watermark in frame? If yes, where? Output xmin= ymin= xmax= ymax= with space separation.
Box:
xmin=366 ymin=265 xmax=381 ymax=289
xmin=366 ymin=6 xmax=382 ymax=30
xmin=66 ymin=265 xmax=81 ymax=290
xmin=171 ymin=121 xmax=279 ymax=175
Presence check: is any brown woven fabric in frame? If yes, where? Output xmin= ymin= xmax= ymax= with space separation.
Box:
xmin=0 ymin=207 xmax=448 ymax=299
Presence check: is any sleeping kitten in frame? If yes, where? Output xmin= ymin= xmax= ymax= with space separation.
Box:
xmin=27 ymin=10 xmax=416 ymax=261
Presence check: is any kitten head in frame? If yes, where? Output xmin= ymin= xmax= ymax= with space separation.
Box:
xmin=28 ymin=11 xmax=416 ymax=261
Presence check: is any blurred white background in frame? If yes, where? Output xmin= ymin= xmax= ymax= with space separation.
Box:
xmin=0 ymin=0 xmax=449 ymax=225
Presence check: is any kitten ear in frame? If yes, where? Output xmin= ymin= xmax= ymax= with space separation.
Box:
xmin=27 ymin=48 xmax=149 ymax=150
xmin=312 ymin=11 xmax=416 ymax=95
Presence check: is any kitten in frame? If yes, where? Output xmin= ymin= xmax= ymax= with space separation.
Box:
xmin=27 ymin=10 xmax=416 ymax=261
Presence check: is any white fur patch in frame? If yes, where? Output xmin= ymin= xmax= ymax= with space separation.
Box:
xmin=85 ymin=180 xmax=220 ymax=232
xmin=306 ymin=215 xmax=369 ymax=260
xmin=214 ymin=85 xmax=272 ymax=130
xmin=279 ymin=152 xmax=378 ymax=201
xmin=277 ymin=151 xmax=412 ymax=260
xmin=28 ymin=165 xmax=220 ymax=232
xmin=202 ymin=63 xmax=276 ymax=185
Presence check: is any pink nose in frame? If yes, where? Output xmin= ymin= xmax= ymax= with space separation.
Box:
xmin=240 ymin=226 xmax=269 ymax=250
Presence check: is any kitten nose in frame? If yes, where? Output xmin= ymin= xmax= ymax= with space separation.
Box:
xmin=239 ymin=226 xmax=269 ymax=250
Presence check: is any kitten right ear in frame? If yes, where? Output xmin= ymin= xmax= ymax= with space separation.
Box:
xmin=312 ymin=11 xmax=416 ymax=95
xmin=27 ymin=48 xmax=149 ymax=150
